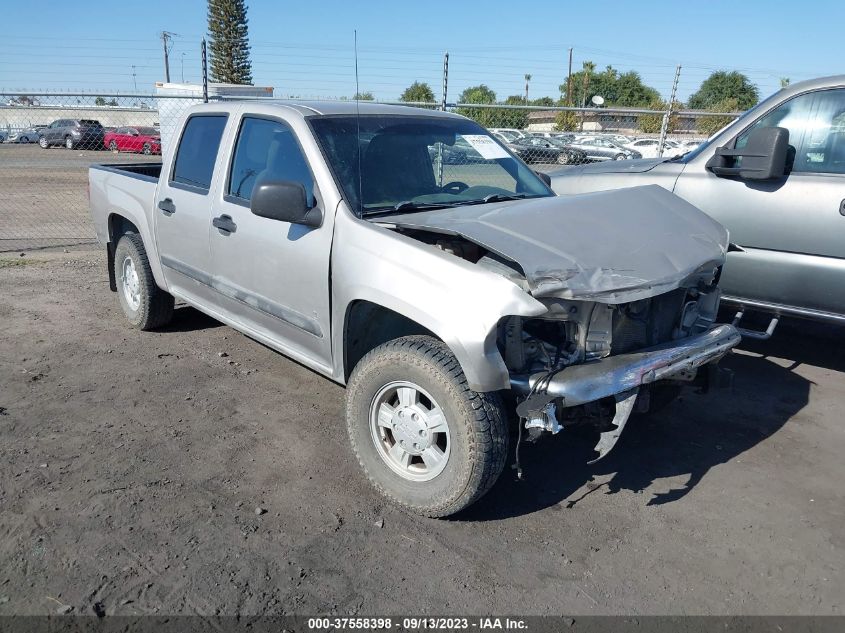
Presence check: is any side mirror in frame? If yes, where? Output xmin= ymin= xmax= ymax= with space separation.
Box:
xmin=534 ymin=171 xmax=552 ymax=186
xmin=707 ymin=126 xmax=789 ymax=180
xmin=250 ymin=179 xmax=322 ymax=228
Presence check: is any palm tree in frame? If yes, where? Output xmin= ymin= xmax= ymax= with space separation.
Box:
xmin=581 ymin=61 xmax=596 ymax=107
xmin=780 ymin=77 xmax=790 ymax=88
xmin=524 ymin=73 xmax=532 ymax=102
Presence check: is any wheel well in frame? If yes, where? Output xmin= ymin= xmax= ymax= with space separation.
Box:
xmin=344 ymin=301 xmax=437 ymax=381
xmin=106 ymin=214 xmax=140 ymax=291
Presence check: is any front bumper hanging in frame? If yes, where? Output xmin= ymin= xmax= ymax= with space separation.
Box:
xmin=510 ymin=323 xmax=742 ymax=462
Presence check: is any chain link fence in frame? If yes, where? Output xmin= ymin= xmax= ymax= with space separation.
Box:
xmin=0 ymin=91 xmax=739 ymax=251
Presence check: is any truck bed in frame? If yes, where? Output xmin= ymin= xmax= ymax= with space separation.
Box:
xmin=88 ymin=162 xmax=162 ymax=249
xmin=90 ymin=162 xmax=163 ymax=182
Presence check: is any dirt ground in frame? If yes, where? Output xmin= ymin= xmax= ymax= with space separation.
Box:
xmin=0 ymin=249 xmax=843 ymax=617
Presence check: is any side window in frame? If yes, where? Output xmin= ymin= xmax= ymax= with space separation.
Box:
xmin=735 ymin=89 xmax=845 ymax=174
xmin=227 ymin=116 xmax=315 ymax=203
xmin=171 ymin=115 xmax=227 ymax=192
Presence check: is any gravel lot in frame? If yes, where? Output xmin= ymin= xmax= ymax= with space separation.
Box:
xmin=0 ymin=249 xmax=843 ymax=617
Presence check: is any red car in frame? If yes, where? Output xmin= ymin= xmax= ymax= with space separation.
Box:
xmin=104 ymin=126 xmax=162 ymax=155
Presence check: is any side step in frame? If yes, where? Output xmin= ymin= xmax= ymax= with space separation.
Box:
xmin=731 ymin=310 xmax=779 ymax=340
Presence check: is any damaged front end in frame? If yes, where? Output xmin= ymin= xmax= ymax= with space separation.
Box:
xmin=503 ymin=288 xmax=740 ymax=462
xmin=381 ymin=185 xmax=742 ymax=462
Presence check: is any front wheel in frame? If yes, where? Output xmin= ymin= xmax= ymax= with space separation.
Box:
xmin=64 ymin=136 xmax=74 ymax=150
xmin=113 ymin=233 xmax=174 ymax=330
xmin=38 ymin=136 xmax=49 ymax=149
xmin=346 ymin=336 xmax=508 ymax=517
xmin=142 ymin=143 xmax=152 ymax=155
xmin=109 ymin=140 xmax=118 ymax=152
xmin=557 ymin=151 xmax=571 ymax=165
xmin=614 ymin=153 xmax=626 ymax=160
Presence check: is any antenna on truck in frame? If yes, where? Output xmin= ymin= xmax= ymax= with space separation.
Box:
xmin=354 ymin=30 xmax=363 ymax=216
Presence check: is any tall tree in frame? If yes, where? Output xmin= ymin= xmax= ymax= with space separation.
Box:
xmin=688 ymin=71 xmax=758 ymax=110
xmin=456 ymin=85 xmax=500 ymax=127
xmin=207 ymin=0 xmax=253 ymax=84
xmin=399 ymin=81 xmax=435 ymax=103
xmin=559 ymin=63 xmax=659 ymax=108
xmin=353 ymin=91 xmax=374 ymax=101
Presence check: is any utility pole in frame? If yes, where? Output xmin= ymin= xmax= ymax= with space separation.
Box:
xmin=201 ymin=39 xmax=209 ymax=103
xmin=566 ymin=47 xmax=573 ymax=105
xmin=441 ymin=51 xmax=449 ymax=111
xmin=131 ymin=65 xmax=137 ymax=92
xmin=181 ymin=53 xmax=185 ymax=83
xmin=657 ymin=64 xmax=681 ymax=157
xmin=160 ymin=31 xmax=177 ymax=83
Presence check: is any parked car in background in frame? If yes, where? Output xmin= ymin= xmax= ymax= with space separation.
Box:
xmin=491 ymin=131 xmax=516 ymax=144
xmin=568 ymin=136 xmax=641 ymax=161
xmin=39 ymin=119 xmax=105 ymax=150
xmin=624 ymin=138 xmax=685 ymax=159
xmin=6 ymin=126 xmax=45 ymax=143
xmin=489 ymin=127 xmax=527 ymax=139
xmin=550 ymin=75 xmax=845 ymax=331
xmin=509 ymin=136 xmax=587 ymax=165
xmin=104 ymin=126 xmax=162 ymax=155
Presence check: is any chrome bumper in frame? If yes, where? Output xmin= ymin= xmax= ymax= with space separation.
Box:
xmin=510 ymin=323 xmax=741 ymax=407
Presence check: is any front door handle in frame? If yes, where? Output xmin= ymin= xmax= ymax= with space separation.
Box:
xmin=157 ymin=198 xmax=176 ymax=215
xmin=212 ymin=214 xmax=237 ymax=234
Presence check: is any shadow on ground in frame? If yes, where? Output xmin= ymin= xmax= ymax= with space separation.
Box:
xmin=159 ymin=305 xmax=224 ymax=333
xmin=460 ymin=317 xmax=840 ymax=521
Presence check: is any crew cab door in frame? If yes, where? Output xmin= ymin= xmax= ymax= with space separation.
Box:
xmin=207 ymin=113 xmax=334 ymax=372
xmin=154 ymin=113 xmax=228 ymax=307
xmin=675 ymin=87 xmax=845 ymax=317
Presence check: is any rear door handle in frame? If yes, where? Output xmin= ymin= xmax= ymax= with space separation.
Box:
xmin=212 ymin=214 xmax=237 ymax=234
xmin=157 ymin=198 xmax=176 ymax=215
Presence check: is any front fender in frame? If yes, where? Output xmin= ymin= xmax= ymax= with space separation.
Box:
xmin=331 ymin=207 xmax=546 ymax=392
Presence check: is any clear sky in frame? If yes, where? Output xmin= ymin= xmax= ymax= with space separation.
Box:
xmin=1 ymin=0 xmax=842 ymax=103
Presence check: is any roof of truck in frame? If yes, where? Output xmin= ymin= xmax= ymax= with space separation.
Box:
xmin=196 ymin=99 xmax=462 ymax=119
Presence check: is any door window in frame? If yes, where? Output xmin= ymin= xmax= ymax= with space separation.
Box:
xmin=227 ymin=116 xmax=315 ymax=204
xmin=171 ymin=114 xmax=227 ymax=192
xmin=736 ymin=88 xmax=845 ymax=175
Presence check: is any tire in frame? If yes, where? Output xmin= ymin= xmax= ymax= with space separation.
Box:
xmin=557 ymin=151 xmax=570 ymax=165
xmin=346 ymin=335 xmax=508 ymax=517
xmin=65 ymin=136 xmax=74 ymax=150
xmin=614 ymin=153 xmax=626 ymax=160
xmin=109 ymin=140 xmax=118 ymax=152
xmin=38 ymin=136 xmax=49 ymax=149
xmin=113 ymin=233 xmax=174 ymax=330
xmin=19 ymin=136 xmax=29 ymax=144
xmin=142 ymin=143 xmax=152 ymax=155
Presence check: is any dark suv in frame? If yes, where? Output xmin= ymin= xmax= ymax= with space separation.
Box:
xmin=39 ymin=119 xmax=105 ymax=150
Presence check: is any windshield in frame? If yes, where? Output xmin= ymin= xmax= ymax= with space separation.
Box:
xmin=310 ymin=115 xmax=553 ymax=216
xmin=137 ymin=127 xmax=159 ymax=136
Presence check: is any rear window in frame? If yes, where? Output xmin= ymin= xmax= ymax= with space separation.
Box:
xmin=171 ymin=115 xmax=227 ymax=192
xmin=79 ymin=119 xmax=102 ymax=127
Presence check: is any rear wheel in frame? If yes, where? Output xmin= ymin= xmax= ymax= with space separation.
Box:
xmin=109 ymin=140 xmax=118 ymax=152
xmin=113 ymin=233 xmax=174 ymax=330
xmin=557 ymin=151 xmax=571 ymax=165
xmin=142 ymin=143 xmax=152 ymax=155
xmin=64 ymin=136 xmax=74 ymax=150
xmin=346 ymin=336 xmax=508 ymax=517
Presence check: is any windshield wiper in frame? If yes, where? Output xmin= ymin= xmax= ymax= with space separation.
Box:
xmin=362 ymin=200 xmax=456 ymax=217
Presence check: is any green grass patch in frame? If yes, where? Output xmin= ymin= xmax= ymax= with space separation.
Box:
xmin=0 ymin=257 xmax=45 ymax=269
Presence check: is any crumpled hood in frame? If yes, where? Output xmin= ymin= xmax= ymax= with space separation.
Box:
xmin=384 ymin=185 xmax=729 ymax=303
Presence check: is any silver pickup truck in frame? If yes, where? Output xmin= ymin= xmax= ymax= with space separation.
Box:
xmin=551 ymin=75 xmax=845 ymax=335
xmin=89 ymin=101 xmax=740 ymax=517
